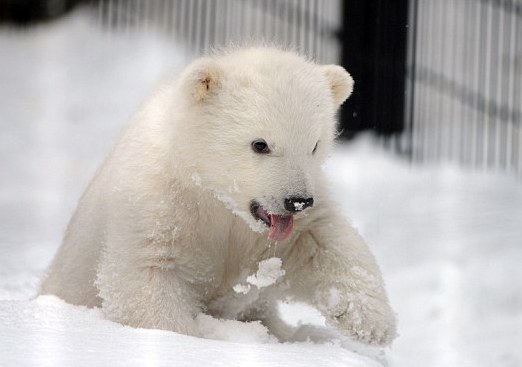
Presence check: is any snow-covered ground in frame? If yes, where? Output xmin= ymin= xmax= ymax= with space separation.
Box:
xmin=1 ymin=10 xmax=521 ymax=367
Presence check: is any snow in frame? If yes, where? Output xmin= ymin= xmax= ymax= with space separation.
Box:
xmin=1 ymin=295 xmax=380 ymax=367
xmin=245 ymin=257 xmax=286 ymax=289
xmin=293 ymin=201 xmax=305 ymax=211
xmin=232 ymin=283 xmax=252 ymax=295
xmin=233 ymin=257 xmax=285 ymax=295
xmin=1 ymin=9 xmax=522 ymax=367
xmin=196 ymin=313 xmax=277 ymax=344
xmin=325 ymin=141 xmax=522 ymax=367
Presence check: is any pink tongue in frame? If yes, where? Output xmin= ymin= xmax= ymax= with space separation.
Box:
xmin=268 ymin=214 xmax=294 ymax=241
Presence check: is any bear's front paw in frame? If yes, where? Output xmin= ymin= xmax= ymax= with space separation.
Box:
xmin=329 ymin=294 xmax=397 ymax=346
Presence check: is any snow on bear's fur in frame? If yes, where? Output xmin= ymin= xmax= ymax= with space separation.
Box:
xmin=39 ymin=47 xmax=396 ymax=346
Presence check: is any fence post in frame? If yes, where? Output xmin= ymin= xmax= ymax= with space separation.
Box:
xmin=338 ymin=0 xmax=410 ymax=140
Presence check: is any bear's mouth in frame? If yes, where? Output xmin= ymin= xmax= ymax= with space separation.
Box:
xmin=250 ymin=201 xmax=294 ymax=242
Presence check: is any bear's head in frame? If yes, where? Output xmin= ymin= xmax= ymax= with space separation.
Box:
xmin=175 ymin=47 xmax=353 ymax=241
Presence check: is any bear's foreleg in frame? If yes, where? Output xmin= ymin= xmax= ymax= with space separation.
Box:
xmin=96 ymin=250 xmax=200 ymax=336
xmin=285 ymin=215 xmax=396 ymax=346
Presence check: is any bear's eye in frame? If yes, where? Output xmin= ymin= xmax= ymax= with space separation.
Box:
xmin=251 ymin=139 xmax=270 ymax=154
xmin=312 ymin=141 xmax=319 ymax=154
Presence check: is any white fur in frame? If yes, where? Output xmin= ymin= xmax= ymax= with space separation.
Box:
xmin=40 ymin=47 xmax=396 ymax=346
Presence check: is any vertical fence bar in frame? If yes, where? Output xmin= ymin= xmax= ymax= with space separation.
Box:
xmin=512 ymin=6 xmax=519 ymax=174
xmin=404 ymin=0 xmax=417 ymax=159
xmin=488 ymin=2 xmax=500 ymax=170
xmin=482 ymin=2 xmax=492 ymax=170
xmin=504 ymin=0 xmax=514 ymax=173
xmin=422 ymin=0 xmax=428 ymax=161
xmin=449 ymin=0 xmax=461 ymax=164
xmin=435 ymin=0 xmax=444 ymax=162
xmin=475 ymin=1 xmax=486 ymax=168
xmin=413 ymin=0 xmax=424 ymax=162
xmin=496 ymin=3 xmax=507 ymax=171
xmin=461 ymin=0 xmax=473 ymax=165
xmin=417 ymin=0 xmax=427 ymax=162
xmin=508 ymin=1 xmax=518 ymax=174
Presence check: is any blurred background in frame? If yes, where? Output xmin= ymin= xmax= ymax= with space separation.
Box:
xmin=1 ymin=0 xmax=521 ymax=176
xmin=0 ymin=1 xmax=521 ymax=367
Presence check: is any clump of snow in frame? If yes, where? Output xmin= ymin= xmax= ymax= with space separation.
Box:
xmin=278 ymin=301 xmax=326 ymax=328
xmin=246 ymin=258 xmax=285 ymax=288
xmin=232 ymin=283 xmax=251 ymax=294
xmin=293 ymin=202 xmax=305 ymax=211
xmin=196 ymin=313 xmax=277 ymax=344
xmin=212 ymin=191 xmax=266 ymax=234
xmin=234 ymin=257 xmax=285 ymax=294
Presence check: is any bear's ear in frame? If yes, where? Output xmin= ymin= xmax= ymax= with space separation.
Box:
xmin=321 ymin=65 xmax=354 ymax=107
xmin=181 ymin=57 xmax=222 ymax=102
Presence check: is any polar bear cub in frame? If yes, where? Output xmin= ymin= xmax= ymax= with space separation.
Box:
xmin=40 ymin=47 xmax=396 ymax=346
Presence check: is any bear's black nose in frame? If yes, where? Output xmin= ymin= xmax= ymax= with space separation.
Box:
xmin=284 ymin=197 xmax=314 ymax=213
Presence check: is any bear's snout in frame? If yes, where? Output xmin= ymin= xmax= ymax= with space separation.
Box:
xmin=284 ymin=197 xmax=314 ymax=213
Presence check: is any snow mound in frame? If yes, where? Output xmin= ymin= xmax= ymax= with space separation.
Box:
xmin=0 ymin=296 xmax=382 ymax=367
